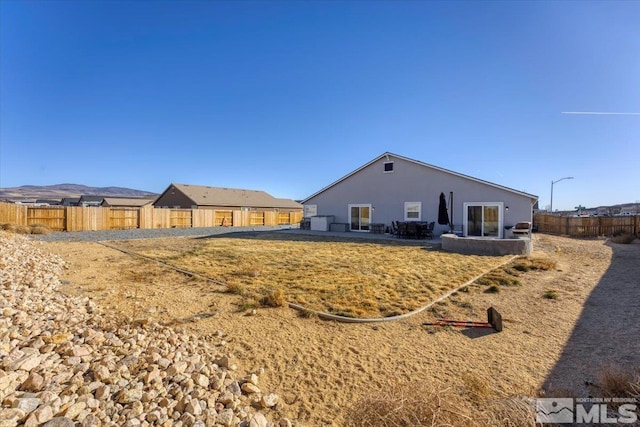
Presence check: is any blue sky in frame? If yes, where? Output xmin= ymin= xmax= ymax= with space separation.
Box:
xmin=1 ymin=1 xmax=638 ymax=210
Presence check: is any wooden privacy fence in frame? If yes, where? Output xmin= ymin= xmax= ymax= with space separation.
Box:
xmin=109 ymin=208 xmax=140 ymax=230
xmin=0 ymin=202 xmax=303 ymax=232
xmin=27 ymin=206 xmax=65 ymax=231
xmin=534 ymin=213 xmax=640 ymax=237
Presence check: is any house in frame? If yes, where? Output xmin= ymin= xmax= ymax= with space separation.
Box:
xmin=301 ymin=152 xmax=538 ymax=238
xmin=77 ymin=195 xmax=106 ymax=207
xmin=61 ymin=197 xmax=81 ymax=206
xmin=619 ymin=206 xmax=639 ymax=216
xmin=101 ymin=197 xmax=155 ymax=208
xmin=35 ymin=199 xmax=61 ymax=206
xmin=153 ymin=183 xmax=302 ymax=213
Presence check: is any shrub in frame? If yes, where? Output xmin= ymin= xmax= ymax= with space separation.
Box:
xmin=226 ymin=282 xmax=246 ymax=296
xmin=235 ymin=263 xmax=261 ymax=278
xmin=15 ymin=225 xmax=31 ymax=234
xmin=260 ymin=287 xmax=286 ymax=307
xmin=30 ymin=224 xmax=51 ymax=235
xmin=1 ymin=223 xmax=17 ymax=232
xmin=596 ymin=365 xmax=640 ymax=400
xmin=610 ymin=233 xmax=636 ymax=244
xmin=485 ymin=285 xmax=500 ymax=294
xmin=239 ymin=298 xmax=259 ymax=311
xmin=455 ymin=300 xmax=474 ymax=309
xmin=297 ymin=307 xmax=316 ymax=318
xmin=512 ymin=256 xmax=557 ymax=272
xmin=477 ymin=272 xmax=520 ymax=288
xmin=512 ymin=263 xmax=531 ymax=272
xmin=543 ymin=290 xmax=558 ymax=300
xmin=345 ymin=380 xmax=536 ymax=427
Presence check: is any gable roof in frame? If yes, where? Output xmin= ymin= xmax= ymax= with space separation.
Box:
xmin=78 ymin=195 xmax=106 ymax=203
xmin=301 ymin=152 xmax=538 ymax=203
xmin=61 ymin=197 xmax=80 ymax=205
xmin=158 ymin=183 xmax=302 ymax=209
xmin=101 ymin=197 xmax=154 ymax=207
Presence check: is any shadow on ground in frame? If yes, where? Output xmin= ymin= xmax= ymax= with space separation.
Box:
xmin=542 ymin=240 xmax=640 ymax=396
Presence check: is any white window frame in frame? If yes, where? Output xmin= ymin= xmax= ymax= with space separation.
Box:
xmin=348 ymin=203 xmax=372 ymax=232
xmin=304 ymin=204 xmax=317 ymax=217
xmin=463 ymin=202 xmax=504 ymax=238
xmin=383 ymin=161 xmax=394 ymax=173
xmin=404 ymin=202 xmax=422 ymax=221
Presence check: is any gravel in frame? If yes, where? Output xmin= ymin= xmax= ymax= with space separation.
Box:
xmin=1 ymin=230 xmax=296 ymax=427
xmin=30 ymin=225 xmax=298 ymax=243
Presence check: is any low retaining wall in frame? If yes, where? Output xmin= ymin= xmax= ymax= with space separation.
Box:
xmin=441 ymin=234 xmax=532 ymax=256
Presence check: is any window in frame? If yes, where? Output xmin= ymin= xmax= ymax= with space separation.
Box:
xmin=384 ymin=162 xmax=394 ymax=173
xmin=304 ymin=204 xmax=317 ymax=217
xmin=404 ymin=202 xmax=421 ymax=221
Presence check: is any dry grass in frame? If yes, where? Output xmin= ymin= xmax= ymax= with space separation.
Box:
xmin=29 ymin=223 xmax=52 ymax=235
xmin=474 ymin=255 xmax=557 ymax=292
xmin=595 ymin=365 xmax=640 ymax=400
xmin=610 ymin=233 xmax=636 ymax=244
xmin=1 ymin=223 xmax=17 ymax=232
xmin=345 ymin=379 xmax=536 ymax=427
xmin=260 ymin=287 xmax=286 ymax=307
xmin=510 ymin=256 xmax=557 ymax=272
xmin=15 ymin=225 xmax=31 ymax=234
xmin=226 ymin=282 xmax=246 ymax=296
xmin=0 ymin=222 xmax=51 ymax=235
xmin=113 ymin=232 xmax=512 ymax=318
xmin=477 ymin=272 xmax=520 ymax=288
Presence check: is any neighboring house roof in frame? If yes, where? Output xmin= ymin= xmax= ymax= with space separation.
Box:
xmin=101 ymin=197 xmax=154 ymax=207
xmin=35 ymin=199 xmax=61 ymax=205
xmin=156 ymin=183 xmax=302 ymax=209
xmin=302 ymin=152 xmax=538 ymax=203
xmin=78 ymin=195 xmax=106 ymax=203
xmin=61 ymin=197 xmax=81 ymax=206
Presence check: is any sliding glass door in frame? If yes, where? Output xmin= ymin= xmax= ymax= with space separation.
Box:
xmin=348 ymin=204 xmax=371 ymax=232
xmin=464 ymin=203 xmax=503 ymax=237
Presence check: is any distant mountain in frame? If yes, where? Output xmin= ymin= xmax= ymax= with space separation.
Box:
xmin=0 ymin=183 xmax=158 ymax=202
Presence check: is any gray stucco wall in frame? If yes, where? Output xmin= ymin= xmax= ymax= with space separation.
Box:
xmin=441 ymin=234 xmax=532 ymax=255
xmin=303 ymin=155 xmax=536 ymax=237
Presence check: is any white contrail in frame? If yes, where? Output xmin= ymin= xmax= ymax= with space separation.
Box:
xmin=562 ymin=111 xmax=640 ymax=115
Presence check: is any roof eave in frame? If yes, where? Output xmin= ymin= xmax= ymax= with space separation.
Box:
xmin=301 ymin=152 xmax=538 ymax=203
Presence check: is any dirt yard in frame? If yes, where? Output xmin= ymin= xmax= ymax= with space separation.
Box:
xmin=43 ymin=232 xmax=640 ymax=426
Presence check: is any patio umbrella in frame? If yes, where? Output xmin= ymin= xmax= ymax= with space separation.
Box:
xmin=438 ymin=192 xmax=450 ymax=225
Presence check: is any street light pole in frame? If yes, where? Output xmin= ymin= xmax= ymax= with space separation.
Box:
xmin=550 ymin=176 xmax=574 ymax=213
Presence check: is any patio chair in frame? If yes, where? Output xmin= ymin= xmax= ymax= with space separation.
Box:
xmin=397 ymin=222 xmax=408 ymax=239
xmin=391 ymin=221 xmax=399 ymax=237
xmin=423 ymin=221 xmax=435 ymax=239
xmin=406 ymin=221 xmax=418 ymax=239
